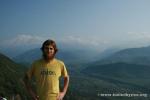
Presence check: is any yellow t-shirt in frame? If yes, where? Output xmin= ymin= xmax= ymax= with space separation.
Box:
xmin=26 ymin=58 xmax=68 ymax=99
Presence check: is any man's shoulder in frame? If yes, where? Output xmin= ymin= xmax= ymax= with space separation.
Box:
xmin=54 ymin=58 xmax=65 ymax=65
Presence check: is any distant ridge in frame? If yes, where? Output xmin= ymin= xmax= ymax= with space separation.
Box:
xmin=95 ymin=46 xmax=150 ymax=65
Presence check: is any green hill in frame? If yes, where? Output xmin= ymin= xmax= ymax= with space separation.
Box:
xmin=83 ymin=62 xmax=150 ymax=79
xmin=79 ymin=62 xmax=150 ymax=100
xmin=0 ymin=53 xmax=29 ymax=100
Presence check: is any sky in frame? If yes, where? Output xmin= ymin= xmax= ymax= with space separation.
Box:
xmin=1 ymin=0 xmax=150 ymax=57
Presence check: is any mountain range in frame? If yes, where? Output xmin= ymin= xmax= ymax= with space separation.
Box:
xmin=94 ymin=46 xmax=150 ymax=65
xmin=1 ymin=45 xmax=150 ymax=100
xmin=13 ymin=47 xmax=100 ymax=66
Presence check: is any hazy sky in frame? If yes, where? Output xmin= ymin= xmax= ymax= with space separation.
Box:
xmin=1 ymin=0 xmax=150 ymax=56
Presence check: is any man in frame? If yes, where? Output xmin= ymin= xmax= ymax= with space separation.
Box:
xmin=23 ymin=39 xmax=69 ymax=100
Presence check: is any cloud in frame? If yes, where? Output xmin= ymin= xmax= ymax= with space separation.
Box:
xmin=58 ymin=35 xmax=110 ymax=49
xmin=115 ymin=32 xmax=150 ymax=48
xmin=2 ymin=33 xmax=150 ymax=58
xmin=0 ymin=34 xmax=111 ymax=52
xmin=2 ymin=32 xmax=150 ymax=52
xmin=0 ymin=34 xmax=46 ymax=48
xmin=127 ymin=32 xmax=150 ymax=40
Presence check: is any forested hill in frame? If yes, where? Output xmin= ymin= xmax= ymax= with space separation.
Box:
xmin=0 ymin=53 xmax=29 ymax=100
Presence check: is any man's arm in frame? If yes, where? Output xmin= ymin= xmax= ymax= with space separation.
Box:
xmin=23 ymin=74 xmax=39 ymax=100
xmin=62 ymin=75 xmax=69 ymax=94
xmin=57 ymin=75 xmax=69 ymax=100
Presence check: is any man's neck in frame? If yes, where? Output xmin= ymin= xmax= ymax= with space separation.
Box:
xmin=44 ymin=57 xmax=54 ymax=63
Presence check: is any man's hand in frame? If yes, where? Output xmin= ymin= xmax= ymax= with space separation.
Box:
xmin=57 ymin=92 xmax=65 ymax=100
xmin=57 ymin=76 xmax=69 ymax=100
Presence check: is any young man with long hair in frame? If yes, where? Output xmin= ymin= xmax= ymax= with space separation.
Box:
xmin=23 ymin=39 xmax=69 ymax=100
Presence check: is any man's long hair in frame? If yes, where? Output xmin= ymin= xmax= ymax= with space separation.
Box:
xmin=41 ymin=39 xmax=58 ymax=59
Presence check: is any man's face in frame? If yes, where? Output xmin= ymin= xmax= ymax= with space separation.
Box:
xmin=43 ymin=45 xmax=55 ymax=59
